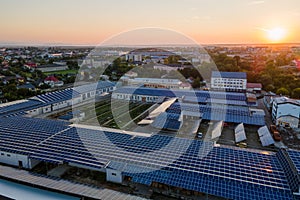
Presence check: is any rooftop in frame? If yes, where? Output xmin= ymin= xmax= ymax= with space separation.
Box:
xmin=0 ymin=116 xmax=293 ymax=200
xmin=247 ymin=83 xmax=262 ymax=88
xmin=211 ymin=71 xmax=247 ymax=79
xmin=274 ymin=96 xmax=300 ymax=106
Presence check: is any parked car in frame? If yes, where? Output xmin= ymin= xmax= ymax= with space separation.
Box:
xmin=273 ymin=132 xmax=282 ymax=141
xmin=270 ymin=124 xmax=282 ymax=141
xmin=223 ymin=122 xmax=229 ymax=127
xmin=197 ymin=132 xmax=203 ymax=139
xmin=236 ymin=142 xmax=247 ymax=148
xmin=270 ymin=125 xmax=277 ymax=133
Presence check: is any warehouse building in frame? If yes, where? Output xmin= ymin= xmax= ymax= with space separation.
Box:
xmin=272 ymin=96 xmax=300 ymax=128
xmin=0 ymin=116 xmax=299 ymax=200
xmin=28 ymin=81 xmax=115 ymax=115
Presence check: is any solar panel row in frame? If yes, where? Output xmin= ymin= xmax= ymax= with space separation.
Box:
xmin=0 ymin=99 xmax=42 ymax=117
xmin=35 ymin=88 xmax=81 ymax=104
xmin=166 ymin=102 xmax=265 ymax=126
xmin=115 ymin=87 xmax=246 ymax=101
xmin=0 ymin=117 xmax=295 ymax=200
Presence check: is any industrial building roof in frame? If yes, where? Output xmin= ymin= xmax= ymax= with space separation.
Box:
xmin=33 ymin=88 xmax=81 ymax=104
xmin=0 ymin=116 xmax=296 ymax=200
xmin=211 ymin=71 xmax=247 ymax=79
xmin=286 ymin=149 xmax=300 ymax=174
xmin=32 ymin=81 xmax=115 ymax=105
xmin=0 ymin=99 xmax=42 ymax=117
xmin=166 ymin=102 xmax=265 ymax=126
xmin=114 ymin=86 xmax=247 ymax=101
xmin=73 ymin=81 xmax=115 ymax=94
xmin=273 ymin=96 xmax=300 ymax=106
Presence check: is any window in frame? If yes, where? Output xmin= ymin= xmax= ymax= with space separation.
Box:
xmin=7 ymin=154 xmax=11 ymax=157
xmin=112 ymin=173 xmax=117 ymax=176
xmin=1 ymin=153 xmax=4 ymax=156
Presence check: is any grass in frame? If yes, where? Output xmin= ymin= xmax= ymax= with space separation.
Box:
xmin=44 ymin=69 xmax=78 ymax=75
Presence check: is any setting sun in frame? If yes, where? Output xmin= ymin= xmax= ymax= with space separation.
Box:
xmin=267 ymin=27 xmax=287 ymax=42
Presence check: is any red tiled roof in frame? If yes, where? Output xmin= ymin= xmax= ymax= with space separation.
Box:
xmin=247 ymin=83 xmax=262 ymax=88
xmin=44 ymin=76 xmax=59 ymax=82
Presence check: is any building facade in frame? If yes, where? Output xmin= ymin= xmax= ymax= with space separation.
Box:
xmin=211 ymin=71 xmax=247 ymax=92
xmin=272 ymin=97 xmax=300 ymax=128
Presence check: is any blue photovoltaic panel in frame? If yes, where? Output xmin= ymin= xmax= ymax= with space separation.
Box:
xmin=211 ymin=71 xmax=247 ymax=79
xmin=34 ymin=88 xmax=81 ymax=104
xmin=0 ymin=99 xmax=42 ymax=117
xmin=286 ymin=150 xmax=300 ymax=174
xmin=0 ymin=116 xmax=294 ymax=200
xmin=30 ymin=128 xmax=105 ymax=168
xmin=114 ymin=86 xmax=246 ymax=101
xmin=166 ymin=102 xmax=265 ymax=126
xmin=277 ymin=149 xmax=300 ymax=192
xmin=151 ymin=112 xmax=181 ymax=131
xmin=0 ymin=117 xmax=69 ymax=155
xmin=121 ymin=140 xmax=292 ymax=200
xmin=73 ymin=81 xmax=115 ymax=94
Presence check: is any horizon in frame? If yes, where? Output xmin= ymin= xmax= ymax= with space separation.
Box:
xmin=1 ymin=42 xmax=300 ymax=48
xmin=1 ymin=0 xmax=300 ymax=45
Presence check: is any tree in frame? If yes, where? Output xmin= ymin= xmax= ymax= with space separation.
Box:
xmin=265 ymin=84 xmax=275 ymax=92
xmin=192 ymin=77 xmax=201 ymax=88
xmin=292 ymin=88 xmax=300 ymax=99
xmin=276 ymin=87 xmax=290 ymax=96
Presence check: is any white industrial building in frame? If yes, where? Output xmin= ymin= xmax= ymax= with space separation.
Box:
xmin=27 ymin=81 xmax=115 ymax=116
xmin=211 ymin=71 xmax=247 ymax=92
xmin=126 ymin=78 xmax=190 ymax=89
xmin=272 ymin=97 xmax=300 ymax=128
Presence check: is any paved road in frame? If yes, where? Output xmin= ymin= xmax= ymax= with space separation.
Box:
xmin=257 ymin=98 xmax=272 ymax=127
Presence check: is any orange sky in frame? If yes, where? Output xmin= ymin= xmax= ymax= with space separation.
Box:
xmin=0 ymin=0 xmax=300 ymax=45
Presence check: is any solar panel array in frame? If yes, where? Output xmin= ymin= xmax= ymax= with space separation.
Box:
xmin=34 ymin=88 xmax=81 ymax=104
xmin=151 ymin=112 xmax=182 ymax=131
xmin=73 ymin=81 xmax=115 ymax=94
xmin=30 ymin=128 xmax=104 ymax=168
xmin=235 ymin=123 xmax=247 ymax=143
xmin=115 ymin=86 xmax=247 ymax=101
xmin=277 ymin=149 xmax=300 ymax=192
xmin=121 ymin=141 xmax=292 ymax=200
xmin=180 ymin=96 xmax=248 ymax=106
xmin=0 ymin=99 xmax=42 ymax=117
xmin=286 ymin=149 xmax=300 ymax=174
xmin=0 ymin=117 xmax=69 ymax=155
xmin=33 ymin=81 xmax=115 ymax=105
xmin=212 ymin=71 xmax=247 ymax=79
xmin=166 ymin=102 xmax=265 ymax=126
xmin=258 ymin=126 xmax=275 ymax=146
xmin=0 ymin=117 xmax=296 ymax=200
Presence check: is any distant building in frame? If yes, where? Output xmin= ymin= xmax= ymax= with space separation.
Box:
xmin=125 ymin=53 xmax=142 ymax=62
xmin=272 ymin=96 xmax=300 ymax=128
xmin=247 ymin=83 xmax=262 ymax=93
xmin=153 ymin=64 xmax=184 ymax=72
xmin=211 ymin=71 xmax=247 ymax=92
xmin=17 ymin=83 xmax=36 ymax=91
xmin=24 ymin=62 xmax=37 ymax=69
xmin=263 ymin=92 xmax=280 ymax=111
xmin=44 ymin=76 xmax=64 ymax=87
xmin=127 ymin=78 xmax=184 ymax=89
xmin=37 ymin=63 xmax=68 ymax=72
xmin=124 ymin=71 xmax=138 ymax=78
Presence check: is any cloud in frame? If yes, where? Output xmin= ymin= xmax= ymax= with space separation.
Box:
xmin=248 ymin=0 xmax=265 ymax=5
xmin=255 ymin=27 xmax=268 ymax=32
xmin=192 ymin=16 xmax=211 ymax=21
